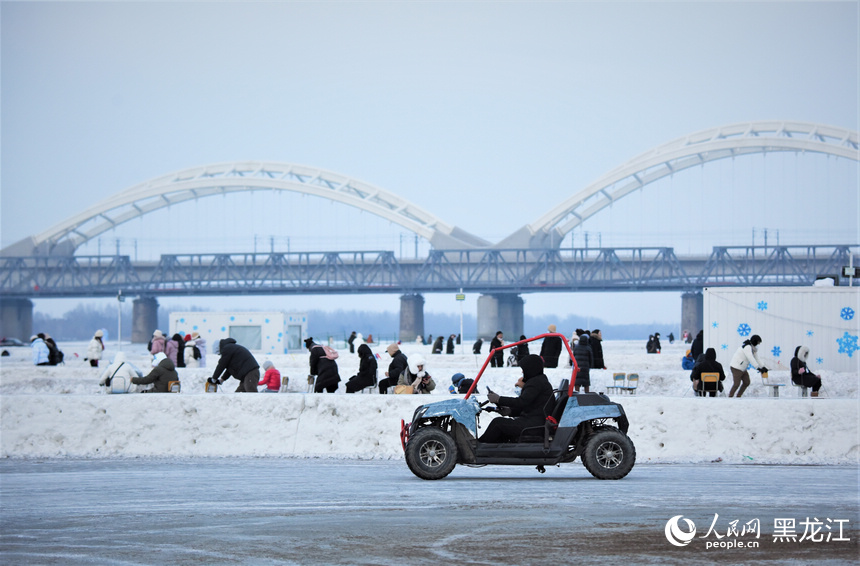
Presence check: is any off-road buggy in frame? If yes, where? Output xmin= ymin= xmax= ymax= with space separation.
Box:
xmin=400 ymin=333 xmax=635 ymax=480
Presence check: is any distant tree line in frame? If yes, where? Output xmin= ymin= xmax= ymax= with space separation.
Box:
xmin=33 ymin=303 xmax=675 ymax=344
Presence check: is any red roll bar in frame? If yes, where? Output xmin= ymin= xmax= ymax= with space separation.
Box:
xmin=463 ymin=333 xmax=578 ymax=399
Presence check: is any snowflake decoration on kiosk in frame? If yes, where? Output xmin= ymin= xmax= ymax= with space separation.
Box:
xmin=737 ymin=323 xmax=751 ymax=337
xmin=771 ymin=346 xmax=781 ymax=357
xmin=841 ymin=307 xmax=855 ymax=321
xmin=757 ymin=301 xmax=768 ymax=311
xmin=836 ymin=332 xmax=859 ymax=358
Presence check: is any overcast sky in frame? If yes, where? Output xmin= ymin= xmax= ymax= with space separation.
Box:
xmin=1 ymin=1 xmax=858 ymax=325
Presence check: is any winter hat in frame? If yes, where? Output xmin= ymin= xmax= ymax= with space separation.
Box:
xmin=153 ymin=330 xmax=163 ymax=338
xmin=451 ymin=373 xmax=465 ymax=385
xmin=262 ymin=360 xmax=274 ymax=370
xmin=113 ymin=352 xmax=127 ymax=364
xmin=408 ymin=355 xmax=427 ymax=375
xmin=191 ymin=332 xmax=200 ymax=340
xmin=386 ymin=343 xmax=400 ymax=356
xmin=798 ymin=346 xmax=810 ymax=362
xmin=520 ymin=354 xmax=544 ymax=381
xmin=705 ymin=348 xmax=717 ymax=361
xmin=152 ymin=352 xmax=167 ymax=367
xmin=94 ymin=329 xmax=104 ymax=338
xmin=184 ymin=334 xmax=192 ymax=342
xmin=547 ymin=324 xmax=556 ymax=332
xmin=30 ymin=335 xmax=38 ymax=342
xmin=304 ymin=337 xmax=315 ymax=350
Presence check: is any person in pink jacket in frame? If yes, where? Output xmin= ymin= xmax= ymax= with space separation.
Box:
xmin=258 ymin=360 xmax=281 ymax=393
xmin=149 ymin=330 xmax=166 ymax=356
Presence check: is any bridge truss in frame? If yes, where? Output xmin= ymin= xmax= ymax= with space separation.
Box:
xmin=1 ymin=245 xmax=854 ymax=299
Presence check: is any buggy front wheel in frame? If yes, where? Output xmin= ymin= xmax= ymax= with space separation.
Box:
xmin=581 ymin=429 xmax=636 ymax=480
xmin=405 ymin=427 xmax=457 ymax=480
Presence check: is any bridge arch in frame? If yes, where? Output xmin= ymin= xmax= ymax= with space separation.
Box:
xmin=497 ymin=121 xmax=860 ymax=249
xmin=2 ymin=161 xmax=489 ymax=256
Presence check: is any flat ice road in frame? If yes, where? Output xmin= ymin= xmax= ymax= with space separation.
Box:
xmin=1 ymin=459 xmax=857 ymax=565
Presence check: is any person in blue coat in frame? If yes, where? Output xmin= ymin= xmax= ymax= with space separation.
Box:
xmin=30 ymin=335 xmax=49 ymax=365
xmin=681 ymin=349 xmax=696 ymax=370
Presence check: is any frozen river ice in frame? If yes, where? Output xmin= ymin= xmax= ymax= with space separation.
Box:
xmin=1 ymin=459 xmax=857 ymax=565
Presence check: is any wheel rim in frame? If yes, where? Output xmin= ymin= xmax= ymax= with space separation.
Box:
xmin=596 ymin=440 xmax=623 ymax=469
xmin=418 ymin=439 xmax=447 ymax=468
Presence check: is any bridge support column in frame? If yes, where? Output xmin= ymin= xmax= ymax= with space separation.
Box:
xmin=477 ymin=294 xmax=524 ymax=341
xmin=132 ymin=297 xmax=159 ymax=344
xmin=399 ymin=293 xmax=425 ymax=343
xmin=681 ymin=291 xmax=704 ymax=337
xmin=0 ymin=298 xmax=33 ymax=342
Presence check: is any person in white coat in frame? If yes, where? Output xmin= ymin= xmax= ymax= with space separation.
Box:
xmin=99 ymin=352 xmax=145 ymax=393
xmin=189 ymin=332 xmax=206 ymax=367
xmin=184 ymin=339 xmax=200 ymax=368
xmin=87 ymin=329 xmax=105 ymax=368
xmin=729 ymin=334 xmax=768 ymax=398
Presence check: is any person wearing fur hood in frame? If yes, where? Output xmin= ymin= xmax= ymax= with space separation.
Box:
xmin=398 ymin=355 xmax=435 ymax=394
xmin=790 ymin=345 xmax=822 ymax=397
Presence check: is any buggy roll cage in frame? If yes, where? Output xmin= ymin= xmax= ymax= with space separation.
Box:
xmin=463 ymin=333 xmax=579 ymax=399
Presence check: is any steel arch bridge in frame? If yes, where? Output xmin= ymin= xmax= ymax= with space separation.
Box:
xmin=2 ymin=163 xmax=491 ymax=257
xmin=497 ymin=121 xmax=860 ymax=248
xmin=2 ymin=121 xmax=857 ymax=259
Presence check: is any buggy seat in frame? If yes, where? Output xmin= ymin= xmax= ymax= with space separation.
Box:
xmin=518 ymin=379 xmax=569 ymax=443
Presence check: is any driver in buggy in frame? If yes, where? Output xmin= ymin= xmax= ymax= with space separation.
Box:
xmin=478 ymin=354 xmax=553 ymax=443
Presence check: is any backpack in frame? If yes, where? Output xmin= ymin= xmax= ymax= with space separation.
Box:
xmin=48 ymin=346 xmax=64 ymax=365
xmin=193 ymin=345 xmax=201 ymax=360
xmin=322 ymin=345 xmax=339 ymax=360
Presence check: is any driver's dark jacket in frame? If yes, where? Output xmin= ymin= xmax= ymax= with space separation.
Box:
xmin=496 ymin=373 xmax=553 ymax=422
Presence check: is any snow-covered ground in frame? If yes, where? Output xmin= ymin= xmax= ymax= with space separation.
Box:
xmin=1 ymin=339 xmax=858 ymax=464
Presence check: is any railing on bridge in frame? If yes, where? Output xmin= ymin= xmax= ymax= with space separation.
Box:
xmin=0 ymin=245 xmax=855 ymax=298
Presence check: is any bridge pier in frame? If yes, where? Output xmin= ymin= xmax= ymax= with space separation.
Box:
xmin=681 ymin=291 xmax=704 ymax=338
xmin=399 ymin=293 xmax=425 ymax=343
xmin=132 ymin=297 xmax=159 ymax=344
xmin=477 ymin=294 xmax=524 ymax=341
xmin=0 ymin=298 xmax=33 ymax=342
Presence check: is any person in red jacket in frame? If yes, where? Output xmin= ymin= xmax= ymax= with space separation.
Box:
xmin=258 ymin=360 xmax=281 ymax=393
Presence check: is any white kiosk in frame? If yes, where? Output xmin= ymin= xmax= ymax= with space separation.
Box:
xmin=168 ymin=311 xmax=308 ymax=355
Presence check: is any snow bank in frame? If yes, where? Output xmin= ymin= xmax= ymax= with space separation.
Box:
xmin=1 ymin=339 xmax=857 ymax=463
xmin=1 ymin=394 xmax=857 ymax=464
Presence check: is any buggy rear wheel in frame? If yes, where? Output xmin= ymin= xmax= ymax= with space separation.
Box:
xmin=582 ymin=428 xmax=636 ymax=480
xmin=405 ymin=427 xmax=457 ymax=480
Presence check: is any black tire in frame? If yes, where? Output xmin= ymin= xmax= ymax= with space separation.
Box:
xmin=405 ymin=427 xmax=458 ymax=480
xmin=581 ymin=428 xmax=636 ymax=480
